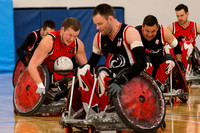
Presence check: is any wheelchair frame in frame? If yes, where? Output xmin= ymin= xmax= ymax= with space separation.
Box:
xmin=60 ymin=69 xmax=166 ymax=133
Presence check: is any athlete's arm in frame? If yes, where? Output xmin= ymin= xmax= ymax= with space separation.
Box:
xmin=16 ymin=32 xmax=36 ymax=66
xmin=28 ymin=35 xmax=53 ymax=84
xmin=114 ymin=27 xmax=147 ymax=85
xmin=87 ymin=33 xmax=102 ymax=67
xmin=164 ymin=27 xmax=182 ymax=61
xmin=74 ymin=38 xmax=87 ymax=65
xmin=167 ymin=23 xmax=173 ymax=33
xmin=197 ymin=23 xmax=200 ymax=35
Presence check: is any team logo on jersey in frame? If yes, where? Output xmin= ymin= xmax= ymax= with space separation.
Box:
xmin=155 ymin=39 xmax=159 ymax=45
xmin=69 ymin=47 xmax=75 ymax=53
xmin=103 ymin=43 xmax=108 ymax=47
xmin=109 ymin=54 xmax=126 ymax=68
xmin=177 ymin=35 xmax=184 ymax=42
xmin=150 ymin=48 xmax=162 ymax=54
xmin=191 ymin=28 xmax=193 ymax=33
xmin=117 ymin=38 xmax=122 ymax=47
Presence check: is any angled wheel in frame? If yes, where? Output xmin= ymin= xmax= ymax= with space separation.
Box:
xmin=13 ymin=64 xmax=49 ymax=116
xmin=113 ymin=71 xmax=166 ymax=133
xmin=12 ymin=52 xmax=32 ymax=87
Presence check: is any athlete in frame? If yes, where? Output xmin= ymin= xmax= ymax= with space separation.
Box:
xmin=135 ymin=15 xmax=183 ymax=89
xmin=28 ymin=18 xmax=87 ymax=97
xmin=77 ymin=3 xmax=146 ymax=113
xmin=16 ymin=19 xmax=56 ymax=66
xmin=167 ymin=4 xmax=200 ymax=75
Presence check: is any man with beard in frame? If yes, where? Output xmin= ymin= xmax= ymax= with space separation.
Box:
xmin=77 ymin=3 xmax=146 ymax=113
xmin=167 ymin=4 xmax=200 ymax=75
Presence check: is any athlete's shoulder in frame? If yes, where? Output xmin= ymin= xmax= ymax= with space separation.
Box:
xmin=134 ymin=25 xmax=142 ymax=32
xmin=48 ymin=30 xmax=59 ymax=38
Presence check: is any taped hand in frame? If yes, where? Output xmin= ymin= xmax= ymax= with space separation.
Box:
xmin=36 ymin=82 xmax=45 ymax=96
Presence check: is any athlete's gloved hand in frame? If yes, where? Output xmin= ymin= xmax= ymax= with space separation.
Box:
xmin=106 ymin=81 xmax=122 ymax=96
xmin=177 ymin=60 xmax=185 ymax=72
xmin=36 ymin=82 xmax=45 ymax=96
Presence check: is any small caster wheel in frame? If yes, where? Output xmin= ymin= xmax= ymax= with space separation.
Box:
xmin=66 ymin=125 xmax=73 ymax=133
xmin=88 ymin=126 xmax=96 ymax=133
xmin=161 ymin=120 xmax=166 ymax=130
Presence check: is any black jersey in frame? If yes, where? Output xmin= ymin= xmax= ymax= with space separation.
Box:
xmin=16 ymin=29 xmax=42 ymax=65
xmin=97 ymin=23 xmax=134 ymax=74
xmin=17 ymin=29 xmax=41 ymax=55
xmin=26 ymin=30 xmax=42 ymax=53
xmin=135 ymin=25 xmax=166 ymax=57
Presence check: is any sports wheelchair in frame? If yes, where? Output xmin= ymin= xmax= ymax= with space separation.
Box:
xmin=162 ymin=46 xmax=200 ymax=105
xmin=185 ymin=46 xmax=200 ymax=87
xmin=162 ymin=60 xmax=189 ymax=105
xmin=59 ymin=67 xmax=166 ymax=133
xmin=13 ymin=63 xmax=73 ymax=116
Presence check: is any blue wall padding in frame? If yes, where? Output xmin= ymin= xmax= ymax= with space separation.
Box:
xmin=0 ymin=0 xmax=15 ymax=73
xmin=40 ymin=9 xmax=69 ymax=30
xmin=14 ymin=7 xmax=124 ymax=66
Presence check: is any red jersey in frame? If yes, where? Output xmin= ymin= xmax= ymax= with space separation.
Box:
xmin=173 ymin=21 xmax=197 ymax=69
xmin=43 ymin=30 xmax=78 ymax=71
xmin=173 ymin=21 xmax=197 ymax=47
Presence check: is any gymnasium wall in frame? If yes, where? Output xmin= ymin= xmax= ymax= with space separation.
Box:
xmin=0 ymin=0 xmax=15 ymax=73
xmin=1 ymin=0 xmax=200 ymax=73
xmin=13 ymin=0 xmax=200 ymax=48
xmin=14 ymin=7 xmax=124 ymax=65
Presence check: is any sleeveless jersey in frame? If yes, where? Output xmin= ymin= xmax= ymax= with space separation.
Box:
xmin=135 ymin=25 xmax=166 ymax=57
xmin=97 ymin=23 xmax=134 ymax=74
xmin=27 ymin=30 xmax=42 ymax=53
xmin=173 ymin=21 xmax=197 ymax=47
xmin=173 ymin=21 xmax=197 ymax=69
xmin=43 ymin=30 xmax=78 ymax=71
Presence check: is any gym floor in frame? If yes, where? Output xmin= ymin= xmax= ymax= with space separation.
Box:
xmin=0 ymin=73 xmax=200 ymax=133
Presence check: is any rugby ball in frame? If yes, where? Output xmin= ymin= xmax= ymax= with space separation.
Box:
xmin=54 ymin=56 xmax=73 ymax=70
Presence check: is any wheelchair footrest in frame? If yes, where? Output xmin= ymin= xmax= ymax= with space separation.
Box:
xmin=60 ymin=112 xmax=127 ymax=131
xmin=185 ymin=75 xmax=200 ymax=82
xmin=164 ymin=91 xmax=188 ymax=97
xmin=35 ymin=98 xmax=66 ymax=114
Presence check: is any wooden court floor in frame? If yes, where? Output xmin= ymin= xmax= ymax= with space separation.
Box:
xmin=0 ymin=73 xmax=200 ymax=133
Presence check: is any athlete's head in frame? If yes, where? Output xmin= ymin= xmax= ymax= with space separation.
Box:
xmin=41 ymin=19 xmax=56 ymax=37
xmin=175 ymin=4 xmax=189 ymax=25
xmin=142 ymin=15 xmax=159 ymax=41
xmin=93 ymin=3 xmax=115 ymax=35
xmin=60 ymin=17 xmax=81 ymax=46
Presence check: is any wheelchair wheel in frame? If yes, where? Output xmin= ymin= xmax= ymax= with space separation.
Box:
xmin=113 ymin=71 xmax=166 ymax=133
xmin=12 ymin=52 xmax=32 ymax=87
xmin=13 ymin=64 xmax=49 ymax=116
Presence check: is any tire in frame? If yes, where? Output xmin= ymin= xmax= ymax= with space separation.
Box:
xmin=113 ymin=71 xmax=166 ymax=133
xmin=13 ymin=64 xmax=49 ymax=116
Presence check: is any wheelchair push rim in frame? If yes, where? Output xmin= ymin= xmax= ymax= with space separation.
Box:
xmin=113 ymin=71 xmax=166 ymax=133
xmin=12 ymin=52 xmax=32 ymax=87
xmin=13 ymin=64 xmax=49 ymax=116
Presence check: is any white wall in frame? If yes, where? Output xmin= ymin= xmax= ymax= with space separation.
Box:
xmin=13 ymin=0 xmax=200 ymax=47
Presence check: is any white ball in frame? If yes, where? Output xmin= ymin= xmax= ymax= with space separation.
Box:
xmin=54 ymin=56 xmax=73 ymax=70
